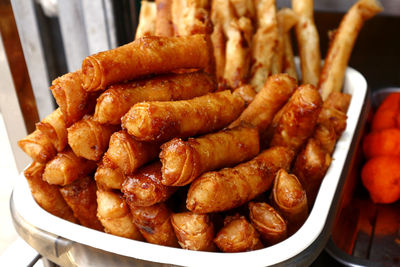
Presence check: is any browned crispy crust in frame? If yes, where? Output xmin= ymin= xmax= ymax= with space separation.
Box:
xmin=232 ymin=84 xmax=257 ymax=106
xmin=155 ymin=0 xmax=174 ymax=37
xmin=323 ymin=91 xmax=351 ymax=113
xmin=94 ymin=158 xmax=125 ymax=190
xmin=36 ymin=108 xmax=67 ymax=152
xmin=18 ymin=130 xmax=57 ymax=163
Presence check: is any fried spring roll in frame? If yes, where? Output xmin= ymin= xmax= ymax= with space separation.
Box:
xmin=230 ymin=74 xmax=297 ymax=133
xmin=18 ymin=130 xmax=57 ymax=163
xmin=171 ymin=212 xmax=216 ymax=251
xmin=129 ymin=203 xmax=179 ymax=247
xmin=50 ymin=70 xmax=93 ymax=126
xmin=155 ymin=0 xmax=174 ymax=37
xmin=270 ymin=169 xmax=308 ymax=234
xmin=319 ymin=0 xmax=382 ymax=100
xmin=211 ymin=23 xmax=226 ymax=83
xmin=67 ymin=117 xmax=119 ymax=161
xmin=60 ymin=176 xmax=103 ymax=231
xmin=270 ymin=84 xmax=322 ymax=151
xmin=96 ymin=189 xmax=143 ymax=240
xmin=94 ymin=71 xmax=216 ymax=125
xmin=282 ymin=30 xmax=297 ymax=80
xmin=104 ymin=130 xmax=160 ymax=175
xmin=248 ymin=202 xmax=287 ymax=245
xmin=135 ymin=1 xmax=157 ymax=39
xmin=313 ymin=123 xmax=337 ymax=155
xmin=317 ymin=106 xmax=347 ymax=136
xmin=292 ymin=0 xmax=321 ymax=86
xmin=24 ymin=162 xmax=77 ymax=223
xmin=36 ymin=108 xmax=67 ymax=152
xmin=82 ymin=34 xmax=212 ymax=92
xmin=94 ymin=158 xmax=125 ymax=190
xmin=122 ymin=90 xmax=245 ymax=142
xmin=323 ymin=91 xmax=352 ymax=113
xmin=214 ymin=216 xmax=263 ymax=252
xmin=43 ymin=149 xmax=97 ymax=186
xmin=160 ymin=125 xmax=259 ymax=186
xmin=230 ymin=0 xmax=255 ymax=18
xmin=122 ymin=162 xmax=177 ymax=207
xmin=232 ymin=84 xmax=257 ymax=106
xmin=186 ymin=146 xmax=294 ymax=213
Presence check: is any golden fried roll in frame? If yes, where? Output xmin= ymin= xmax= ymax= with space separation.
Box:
xmin=323 ymin=91 xmax=352 ymax=113
xmin=122 ymin=162 xmax=177 ymax=207
xmin=248 ymin=202 xmax=287 ymax=245
xmin=211 ymin=23 xmax=226 ymax=83
xmin=230 ymin=74 xmax=297 ymax=133
xmin=60 ymin=176 xmax=103 ymax=231
xmin=94 ymin=158 xmax=125 ymax=190
xmin=82 ymin=34 xmax=212 ymax=91
xmin=214 ymin=216 xmax=263 ymax=252
xmin=319 ymin=0 xmax=382 ymax=100
xmin=313 ymin=123 xmax=337 ymax=154
xmin=36 ymin=108 xmax=67 ymax=152
xmin=232 ymin=84 xmax=256 ymax=106
xmin=171 ymin=212 xmax=216 ymax=251
xmin=270 ymin=84 xmax=322 ymax=151
xmin=135 ymin=1 xmax=156 ymax=39
xmin=50 ymin=70 xmax=93 ymax=126
xmin=43 ymin=149 xmax=97 ymax=186
xmin=122 ymin=90 xmax=245 ymax=142
xmin=271 ymin=169 xmax=308 ymax=234
xmin=18 ymin=130 xmax=57 ymax=163
xmin=24 ymin=162 xmax=77 ymax=223
xmin=292 ymin=0 xmax=321 ymax=86
xmin=96 ymin=189 xmax=143 ymax=240
xmin=186 ymin=146 xmax=294 ymax=213
xmin=104 ymin=130 xmax=160 ymax=175
xmin=282 ymin=30 xmax=298 ymax=80
xmin=160 ymin=125 xmax=259 ymax=186
xmin=155 ymin=0 xmax=174 ymax=37
xmin=293 ymin=138 xmax=331 ymax=207
xmin=317 ymin=106 xmax=347 ymax=136
xmin=67 ymin=117 xmax=119 ymax=161
xmin=94 ymin=71 xmax=216 ymax=125
xmin=129 ymin=203 xmax=179 ymax=247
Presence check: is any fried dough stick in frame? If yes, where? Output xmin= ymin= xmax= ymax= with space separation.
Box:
xmin=24 ymin=162 xmax=77 ymax=223
xmin=160 ymin=125 xmax=259 ymax=186
xmin=171 ymin=212 xmax=216 ymax=251
xmin=155 ymin=0 xmax=174 ymax=37
xmin=67 ymin=116 xmax=119 ymax=161
xmin=292 ymin=0 xmax=321 ymax=86
xmin=36 ymin=108 xmax=67 ymax=152
xmin=186 ymin=146 xmax=294 ymax=213
xmin=18 ymin=129 xmax=56 ymax=163
xmin=60 ymin=176 xmax=104 ymax=231
xmin=270 ymin=169 xmax=308 ymax=234
xmin=135 ymin=1 xmax=156 ymax=39
xmin=249 ymin=202 xmax=287 ymax=245
xmin=230 ymin=74 xmax=297 ymax=133
xmin=319 ymin=0 xmax=382 ymax=100
xmin=122 ymin=162 xmax=177 ymax=207
xmin=94 ymin=158 xmax=125 ymax=190
xmin=172 ymin=0 xmax=211 ymax=36
xmin=104 ymin=130 xmax=160 ymax=175
xmin=94 ymin=71 xmax=216 ymax=125
xmin=96 ymin=189 xmax=143 ymax=240
xmin=214 ymin=216 xmax=263 ymax=252
xmin=129 ymin=203 xmax=179 ymax=247
xmin=122 ymin=90 xmax=245 ymax=142
xmin=43 ymin=148 xmax=97 ymax=186
xmin=82 ymin=34 xmax=212 ymax=91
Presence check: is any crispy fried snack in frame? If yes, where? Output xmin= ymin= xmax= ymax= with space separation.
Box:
xmin=155 ymin=0 xmax=174 ymax=37
xmin=186 ymin=146 xmax=294 ymax=213
xmin=96 ymin=189 xmax=143 ymax=240
xmin=214 ymin=216 xmax=263 ymax=252
xmin=250 ymin=0 xmax=278 ymax=92
xmin=160 ymin=125 xmax=259 ymax=186
xmin=282 ymin=29 xmax=297 ymax=80
xmin=43 ymin=148 xmax=97 ymax=186
xmin=135 ymin=1 xmax=157 ymax=39
xmin=248 ymin=202 xmax=287 ymax=245
xmin=60 ymin=176 xmax=103 ymax=231
xmin=18 ymin=129 xmax=57 ymax=163
xmin=94 ymin=158 xmax=125 ymax=190
xmin=171 ymin=0 xmax=211 ymax=36
xmin=122 ymin=162 xmax=177 ymax=207
xmin=122 ymin=90 xmax=245 ymax=142
xmin=171 ymin=211 xmax=216 ymax=251
xmin=323 ymin=91 xmax=351 ymax=113
xmin=36 ymin=108 xmax=67 ymax=152
xmin=82 ymin=34 xmax=212 ymax=91
xmin=232 ymin=84 xmax=257 ymax=106
xmin=313 ymin=123 xmax=337 ymax=154
xmin=230 ymin=0 xmax=255 ymax=18
xmin=230 ymin=74 xmax=297 ymax=133
xmin=67 ymin=116 xmax=118 ymax=161
xmin=319 ymin=0 xmax=382 ymax=100
xmin=317 ymin=106 xmax=347 ymax=136
xmin=270 ymin=169 xmax=308 ymax=234
xmin=129 ymin=203 xmax=179 ymax=247
xmin=24 ymin=162 xmax=77 ymax=223
xmin=292 ymin=0 xmax=321 ymax=86
xmin=50 ymin=70 xmax=94 ymax=126
xmin=104 ymin=130 xmax=160 ymax=175
xmin=211 ymin=23 xmax=226 ymax=83
xmin=270 ymin=84 xmax=322 ymax=151
xmin=94 ymin=71 xmax=216 ymax=125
